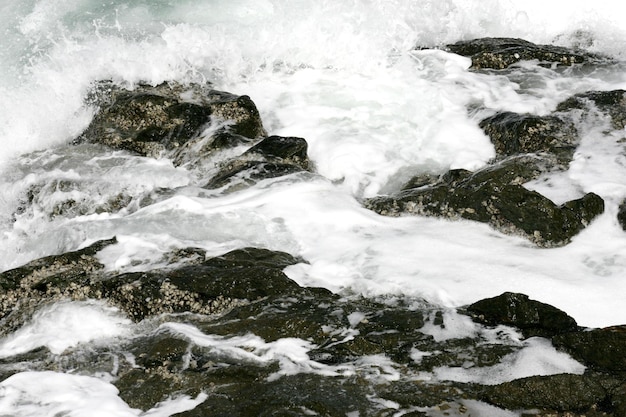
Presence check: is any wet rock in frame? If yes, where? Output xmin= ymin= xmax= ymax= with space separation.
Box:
xmin=365 ymin=156 xmax=604 ymax=247
xmin=78 ymin=82 xmax=314 ymax=191
xmin=446 ymin=37 xmax=602 ymax=70
xmin=619 ymin=200 xmax=626 ymax=232
xmin=244 ymin=135 xmax=311 ymax=169
xmin=203 ymin=135 xmax=314 ymax=190
xmin=204 ymin=161 xmax=306 ymax=190
xmin=101 ymin=247 xmax=303 ymax=321
xmin=175 ymin=374 xmax=374 ymax=417
xmin=77 ymin=82 xmax=266 ymax=158
xmin=0 ymin=243 xmax=304 ymax=325
xmin=380 ymin=381 xmax=477 ymax=410
xmin=552 ymin=326 xmax=626 ymax=374
xmin=479 ymin=112 xmax=578 ymax=165
xmin=611 ymin=382 xmax=626 ymax=417
xmin=464 ymin=292 xmax=579 ymax=338
xmin=556 ymin=89 xmax=626 ymax=130
xmin=0 ymin=237 xmax=117 ymax=334
xmin=481 ymin=373 xmax=617 ymax=412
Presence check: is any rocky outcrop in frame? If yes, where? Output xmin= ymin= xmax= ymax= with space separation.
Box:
xmin=366 ymin=38 xmax=620 ymax=247
xmin=76 ymin=82 xmax=314 ymax=191
xmin=2 ymin=238 xmax=626 ymax=416
xmin=465 ymin=292 xmax=579 ymax=338
xmin=446 ymin=37 xmax=604 ymax=70
xmin=461 ymin=292 xmax=626 ymax=416
xmin=77 ymin=82 xmax=265 ymax=157
xmin=365 ymin=156 xmax=604 ymax=247
xmin=0 ymin=239 xmax=304 ymax=324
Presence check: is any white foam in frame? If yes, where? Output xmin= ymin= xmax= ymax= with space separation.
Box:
xmin=159 ymin=322 xmax=352 ymax=381
xmin=0 ymin=371 xmax=207 ymax=417
xmin=432 ymin=337 xmax=585 ymax=385
xmin=0 ymin=300 xmax=131 ymax=357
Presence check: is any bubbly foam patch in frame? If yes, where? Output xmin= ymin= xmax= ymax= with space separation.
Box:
xmin=0 ymin=371 xmax=207 ymax=417
xmin=0 ymin=300 xmax=131 ymax=357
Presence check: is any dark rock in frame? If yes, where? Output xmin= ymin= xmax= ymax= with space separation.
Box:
xmin=244 ymin=136 xmax=311 ymax=170
xmin=379 ymin=381 xmax=478 ymax=410
xmin=206 ymin=90 xmax=267 ymax=139
xmin=77 ymin=82 xmax=314 ymax=191
xmin=464 ymin=292 xmax=578 ymax=338
xmin=479 ymin=112 xmax=578 ymax=165
xmin=552 ymin=326 xmax=626 ymax=374
xmin=365 ymin=156 xmax=604 ymax=247
xmin=618 ymin=200 xmax=626 ymax=231
xmin=0 ymin=242 xmax=305 ymax=324
xmin=130 ymin=332 xmax=190 ymax=370
xmin=174 ymin=374 xmax=374 ymax=417
xmin=101 ymin=247 xmax=303 ymax=321
xmin=611 ymin=382 xmax=626 ymax=417
xmin=77 ymin=82 xmax=266 ymax=158
xmin=204 ymin=161 xmax=305 ymax=190
xmin=446 ymin=37 xmax=602 ymax=70
xmin=203 ymin=135 xmax=313 ymax=190
xmin=481 ymin=373 xmax=616 ymax=412
xmin=556 ymin=89 xmax=626 ymax=130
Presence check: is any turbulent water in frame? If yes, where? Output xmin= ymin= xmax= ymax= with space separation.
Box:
xmin=2 ymin=0 xmax=626 ymax=415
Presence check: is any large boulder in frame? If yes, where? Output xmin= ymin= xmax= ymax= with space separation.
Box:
xmin=446 ymin=37 xmax=603 ymax=70
xmin=77 ymin=82 xmax=266 ymax=157
xmin=365 ymin=156 xmax=604 ymax=247
xmin=464 ymin=292 xmax=579 ymax=338
xmin=77 ymin=82 xmax=314 ymax=191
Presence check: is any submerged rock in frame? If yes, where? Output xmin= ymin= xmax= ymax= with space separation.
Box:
xmin=446 ymin=37 xmax=602 ymax=70
xmin=464 ymin=292 xmax=579 ymax=338
xmin=556 ymin=89 xmax=626 ymax=130
xmin=365 ymin=156 xmax=604 ymax=247
xmin=204 ymin=135 xmax=313 ymax=190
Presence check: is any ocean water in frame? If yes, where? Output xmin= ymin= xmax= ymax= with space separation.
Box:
xmin=1 ymin=0 xmax=626 ymax=415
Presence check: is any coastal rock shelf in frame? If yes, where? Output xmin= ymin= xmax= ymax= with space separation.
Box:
xmin=1 ymin=238 xmax=626 ymax=416
xmin=3 ymin=37 xmax=626 ymax=417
